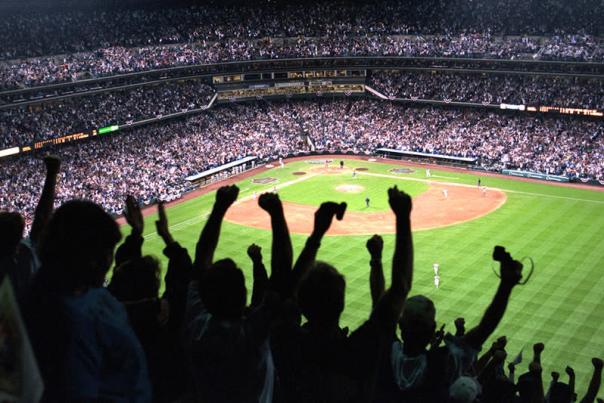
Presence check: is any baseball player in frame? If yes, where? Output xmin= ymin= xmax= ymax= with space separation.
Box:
xmin=434 ymin=274 xmax=440 ymax=289
xmin=433 ymin=262 xmax=439 ymax=276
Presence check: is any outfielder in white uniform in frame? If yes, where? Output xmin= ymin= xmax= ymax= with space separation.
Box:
xmin=433 ymin=263 xmax=439 ymax=276
xmin=434 ymin=274 xmax=440 ymax=288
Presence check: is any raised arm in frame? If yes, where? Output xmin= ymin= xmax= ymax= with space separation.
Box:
xmin=389 ymin=186 xmax=413 ymax=294
xmin=290 ymin=201 xmax=346 ymax=289
xmin=248 ymin=244 xmax=268 ymax=308
xmin=429 ymin=324 xmax=446 ymax=350
xmin=156 ymin=202 xmax=192 ymax=327
xmin=366 ymin=235 xmax=385 ymax=309
xmin=476 ymin=336 xmax=507 ymax=374
xmin=193 ymin=185 xmax=239 ymax=273
xmin=580 ymin=358 xmax=603 ymax=403
xmin=114 ymin=195 xmax=144 ymax=267
xmin=566 ymin=366 xmax=576 ymax=400
xmin=478 ymin=349 xmax=507 ymax=386
xmin=156 ymin=201 xmax=175 ymax=247
xmin=371 ymin=186 xmax=413 ymax=328
xmin=532 ymin=342 xmax=544 ymax=365
xmin=463 ymin=246 xmax=522 ymax=350
xmin=530 ymin=362 xmax=545 ymax=403
xmin=30 ymin=155 xmax=61 ymax=244
xmin=454 ymin=317 xmax=466 ymax=337
xmin=258 ymin=193 xmax=292 ymax=297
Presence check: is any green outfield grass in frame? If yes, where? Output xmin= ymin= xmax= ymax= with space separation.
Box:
xmin=130 ymin=158 xmax=604 ymax=390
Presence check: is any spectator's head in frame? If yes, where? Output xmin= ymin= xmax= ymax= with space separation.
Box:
xmin=109 ymin=256 xmax=161 ymax=302
xmin=200 ymin=258 xmax=246 ymax=319
xmin=449 ymin=376 xmax=481 ymax=403
xmin=298 ymin=261 xmax=345 ymax=327
xmin=0 ymin=212 xmax=24 ymax=259
xmin=399 ymin=295 xmax=436 ymax=353
xmin=38 ymin=200 xmax=121 ymax=293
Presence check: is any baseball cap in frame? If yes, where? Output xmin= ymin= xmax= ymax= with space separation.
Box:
xmin=449 ymin=376 xmax=481 ymax=403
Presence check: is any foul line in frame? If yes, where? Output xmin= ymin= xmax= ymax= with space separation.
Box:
xmin=143 ymin=173 xmax=316 ymax=240
xmin=430 ymin=174 xmax=460 ymax=179
xmin=358 ymin=172 xmax=604 ymax=205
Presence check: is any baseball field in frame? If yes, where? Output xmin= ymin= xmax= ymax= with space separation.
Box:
xmin=129 ymin=157 xmax=604 ymax=389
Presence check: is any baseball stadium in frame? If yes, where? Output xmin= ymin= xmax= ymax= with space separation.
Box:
xmin=0 ymin=0 xmax=603 ymax=402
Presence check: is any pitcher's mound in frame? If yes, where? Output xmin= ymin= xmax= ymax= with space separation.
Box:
xmin=336 ymin=184 xmax=365 ymax=193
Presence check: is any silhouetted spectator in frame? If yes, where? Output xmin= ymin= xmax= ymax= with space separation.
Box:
xmin=25 ymin=200 xmax=151 ymax=402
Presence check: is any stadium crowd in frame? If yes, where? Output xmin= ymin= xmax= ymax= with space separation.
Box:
xmin=0 ymin=0 xmax=601 ymax=60
xmin=0 ymin=80 xmax=215 ymax=148
xmin=0 ymin=103 xmax=305 ymax=220
xmin=1 ymin=153 xmax=603 ymax=403
xmin=2 ymin=99 xmax=602 ymax=226
xmin=2 ymin=33 xmax=602 ymax=90
xmin=369 ymin=71 xmax=604 ymax=110
xmin=2 ymin=71 xmax=602 ymax=148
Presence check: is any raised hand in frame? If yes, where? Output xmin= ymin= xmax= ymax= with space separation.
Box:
xmin=155 ymin=201 xmax=174 ymax=245
xmin=44 ymin=155 xmax=61 ymax=174
xmin=258 ymin=192 xmax=283 ymax=214
xmin=125 ymin=195 xmax=144 ymax=235
xmin=593 ymin=358 xmax=604 ymax=370
xmin=247 ymin=244 xmax=262 ymax=262
xmin=454 ymin=317 xmax=466 ymax=336
xmin=431 ymin=323 xmax=446 ymax=348
xmin=366 ymin=234 xmax=383 ymax=258
xmin=313 ymin=201 xmax=346 ymax=236
xmin=215 ymin=185 xmax=239 ymax=211
xmin=493 ymin=246 xmax=523 ymax=287
xmin=566 ymin=366 xmax=575 ymax=377
xmin=388 ymin=185 xmax=412 ymax=217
